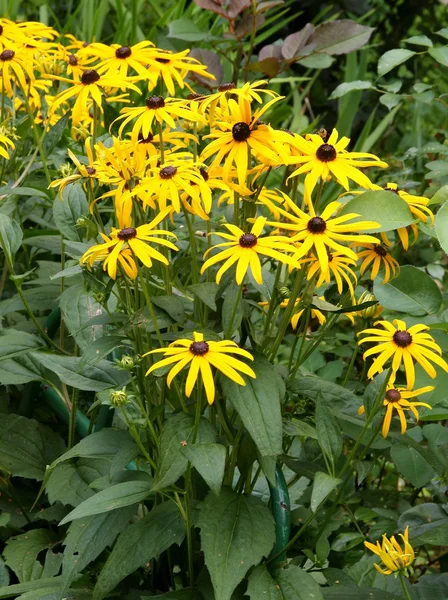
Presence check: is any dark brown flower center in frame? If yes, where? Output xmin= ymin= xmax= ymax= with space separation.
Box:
xmin=146 ymin=96 xmax=165 ymax=109
xmin=393 ymin=330 xmax=412 ymax=347
xmin=160 ymin=165 xmax=177 ymax=179
xmin=85 ymin=166 xmax=96 ymax=175
xmin=316 ymin=143 xmax=337 ymax=162
xmin=81 ymin=69 xmax=100 ymax=85
xmin=239 ymin=233 xmax=257 ymax=248
xmin=138 ymin=132 xmax=154 ymax=144
xmin=190 ymin=341 xmax=209 ymax=355
xmin=0 ymin=26 xmax=3 ymax=35
xmin=115 ymin=45 xmax=132 ymax=59
xmin=385 ymin=185 xmax=400 ymax=194
xmin=327 ymin=251 xmax=333 ymax=262
xmin=385 ymin=389 xmax=402 ymax=402
xmin=187 ymin=93 xmax=202 ymax=100
xmin=156 ymin=57 xmax=170 ymax=64
xmin=82 ymin=41 xmax=89 ymax=48
xmin=232 ymin=122 xmax=251 ymax=142
xmin=68 ymin=54 xmax=78 ymax=66
xmin=0 ymin=49 xmax=14 ymax=61
xmin=117 ymin=227 xmax=137 ymax=240
xmin=218 ymin=82 xmax=236 ymax=92
xmin=374 ymin=244 xmax=388 ymax=257
xmin=199 ymin=167 xmax=209 ymax=181
xmin=307 ymin=216 xmax=326 ymax=234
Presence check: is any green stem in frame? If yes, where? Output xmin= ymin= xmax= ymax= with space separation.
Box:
xmin=399 ymin=572 xmax=412 ymax=600
xmin=182 ymin=206 xmax=199 ymax=285
xmin=224 ymin=284 xmax=242 ymax=338
xmin=68 ymin=387 xmax=79 ymax=449
xmin=343 ymin=345 xmax=358 ymax=386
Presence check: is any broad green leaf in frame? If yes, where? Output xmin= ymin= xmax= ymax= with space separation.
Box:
xmin=52 ymin=184 xmax=88 ymax=242
xmin=322 ymin=587 xmax=399 ymax=599
xmin=435 ymin=199 xmax=448 ymax=255
xmin=46 ymin=458 xmax=111 ymax=507
xmin=43 ymin=111 xmax=70 ymax=155
xmin=0 ymin=558 xmax=8 ymax=588
xmin=0 ymin=353 xmax=48 ymax=385
xmin=222 ymin=281 xmax=243 ymax=336
xmin=437 ymin=28 xmax=448 ymax=40
xmin=378 ymin=49 xmax=416 ymax=77
xmin=3 ymin=530 xmax=55 ymax=582
xmin=31 ymin=352 xmax=129 ymax=391
xmin=61 ymin=506 xmax=135 ymax=593
xmin=153 ymin=414 xmax=215 ymax=491
xmin=168 ymin=18 xmax=207 ymax=41
xmin=198 ymin=488 xmax=275 ymax=600
xmin=307 ymin=20 xmax=373 ymax=55
xmin=298 ymin=54 xmax=334 ymax=69
xmin=0 ymin=330 xmax=42 ymax=360
xmin=274 ymin=565 xmax=324 ymax=599
xmin=0 ymin=213 xmax=22 ymax=262
xmin=429 ymin=184 xmax=448 ymax=206
xmin=0 ymin=285 xmax=60 ymax=316
xmin=281 ymin=24 xmax=315 ymax=60
xmin=60 ymin=477 xmax=152 ymax=525
xmin=311 ymin=472 xmax=342 ymax=512
xmin=405 ymin=35 xmax=433 ymax=47
xmin=398 ymin=503 xmax=448 ymax=546
xmin=331 ymin=532 xmax=364 ymax=552
xmin=151 ymin=295 xmax=185 ymax=324
xmin=0 ymin=415 xmax=65 ymax=480
xmin=391 ymin=444 xmax=435 ymax=488
xmin=289 ymin=376 xmax=360 ymax=411
xmin=22 ymin=235 xmax=62 ymax=254
xmin=316 ymin=394 xmax=343 ymax=466
xmin=188 ymin=282 xmax=219 ymax=311
xmin=338 ymin=190 xmax=414 ymax=232
xmin=329 ymin=80 xmax=372 ymax=100
xmin=144 ymin=591 xmax=204 ymax=599
xmin=93 ymin=502 xmax=185 ymax=600
xmin=80 ymin=335 xmax=131 ymax=367
xmin=59 ymin=284 xmax=106 ymax=350
xmin=373 ymin=265 xmax=442 ymax=315
xmin=283 ymin=418 xmax=317 ymax=439
xmin=0 ymin=185 xmax=49 ymax=199
xmin=221 ymin=355 xmax=283 ymax=457
xmin=379 ymin=93 xmax=401 ymax=111
xmin=182 ymin=443 xmax=226 ymax=495
xmin=246 ymin=565 xmax=282 ymax=600
xmin=428 ymin=46 xmax=448 ymax=67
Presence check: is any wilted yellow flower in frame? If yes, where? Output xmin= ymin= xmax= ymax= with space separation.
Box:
xmin=364 ymin=527 xmax=415 ymax=575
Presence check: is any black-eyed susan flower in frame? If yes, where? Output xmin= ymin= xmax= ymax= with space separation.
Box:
xmin=358 ymin=319 xmax=448 ymax=388
xmin=0 ymin=132 xmax=14 ymax=160
xmin=147 ymin=48 xmax=214 ymax=96
xmin=80 ymin=207 xmax=178 ymax=280
xmin=0 ymin=46 xmax=35 ymax=96
xmin=265 ymin=197 xmax=380 ymax=277
xmin=364 ymin=527 xmax=414 ymax=575
xmin=145 ymin=331 xmax=255 ymax=405
xmin=260 ymin=296 xmax=326 ymax=329
xmin=79 ymin=41 xmax=156 ymax=78
xmin=82 ymin=241 xmax=138 ymax=279
xmin=287 ymin=128 xmax=388 ymax=203
xmin=358 ymin=382 xmax=433 ymax=437
xmin=0 ymin=19 xmax=30 ymax=48
xmin=201 ymin=216 xmax=299 ymax=285
xmin=47 ymin=69 xmax=140 ymax=125
xmin=49 ymin=137 xmax=96 ymax=195
xmin=304 ymin=251 xmax=358 ymax=296
xmin=355 ymin=241 xmax=400 ymax=284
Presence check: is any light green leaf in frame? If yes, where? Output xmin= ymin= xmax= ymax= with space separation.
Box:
xmin=428 ymin=46 xmax=448 ymax=67
xmin=60 ymin=478 xmax=152 ymax=525
xmin=188 ymin=282 xmax=219 ymax=311
xmin=316 ymin=394 xmax=343 ymax=466
xmin=405 ymin=35 xmax=433 ymax=47
xmin=298 ymin=54 xmax=334 ymax=69
xmin=0 ymin=330 xmax=42 ymax=360
xmin=3 ymin=530 xmax=55 ymax=583
xmin=43 ymin=111 xmax=70 ymax=155
xmin=329 ymin=80 xmax=372 ymax=100
xmin=379 ymin=93 xmax=401 ymax=110
xmin=429 ymin=184 xmax=448 ymax=206
xmin=221 ymin=355 xmax=283 ymax=457
xmin=331 ymin=532 xmax=364 ymax=552
xmin=435 ymin=199 xmax=448 ymax=255
xmin=391 ymin=444 xmax=435 ymax=488
xmin=182 ymin=443 xmax=226 ymax=495
xmin=59 ymin=284 xmax=106 ymax=350
xmin=168 ymin=18 xmax=207 ymax=41
xmin=436 ymin=28 xmax=448 ymax=40
xmin=93 ymin=502 xmax=185 ymax=600
xmin=52 ymin=184 xmax=88 ymax=241
xmin=373 ymin=265 xmax=442 ymax=315
xmin=0 ymin=213 xmax=22 ymax=262
xmin=289 ymin=376 xmax=360 ymax=411
xmin=246 ymin=565 xmax=282 ymax=600
xmin=311 ymin=472 xmax=342 ymax=512
xmin=378 ymin=49 xmax=416 ymax=77
xmin=80 ymin=335 xmax=130 ymax=367
xmin=153 ymin=414 xmax=215 ymax=491
xmin=198 ymin=488 xmax=275 ymax=600
xmin=338 ymin=190 xmax=414 ymax=232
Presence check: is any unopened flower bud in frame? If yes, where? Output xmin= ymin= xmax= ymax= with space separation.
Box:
xmin=110 ymin=389 xmax=127 ymax=407
xmin=357 ymin=291 xmax=383 ymax=319
xmin=278 ymin=286 xmax=290 ymax=299
xmin=119 ymin=356 xmax=135 ymax=370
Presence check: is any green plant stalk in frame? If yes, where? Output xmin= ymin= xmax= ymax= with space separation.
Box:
xmin=67 ymin=387 xmax=79 ymax=449
xmin=224 ymin=283 xmax=243 ymax=339
xmin=182 ymin=206 xmax=199 ymax=285
xmin=399 ymin=571 xmax=412 ymax=600
xmin=263 ymin=264 xmax=282 ymax=336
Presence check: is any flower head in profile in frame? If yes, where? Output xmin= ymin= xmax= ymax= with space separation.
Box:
xmin=146 ymin=48 xmax=215 ymax=96
xmin=0 ymin=46 xmax=35 ymax=96
xmin=80 ymin=207 xmax=178 ymax=279
xmin=260 ymin=296 xmax=326 ymax=330
xmin=304 ymin=251 xmax=358 ymax=296
xmin=145 ymin=331 xmax=255 ymax=405
xmin=287 ymin=128 xmax=388 ymax=204
xmin=355 ymin=241 xmax=400 ymax=284
xmin=78 ymin=41 xmax=156 ymax=78
xmin=201 ymin=216 xmax=299 ymax=285
xmin=49 ymin=137 xmax=95 ymax=195
xmin=0 ymin=132 xmax=14 ymax=160
xmin=358 ymin=319 xmax=448 ymax=388
xmin=358 ymin=382 xmax=433 ymax=437
xmin=364 ymin=527 xmax=415 ymax=575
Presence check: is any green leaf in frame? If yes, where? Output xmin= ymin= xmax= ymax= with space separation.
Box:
xmin=153 ymin=414 xmax=215 ymax=491
xmin=246 ymin=565 xmax=282 ymax=600
xmin=0 ymin=185 xmax=49 ymax=199
xmin=331 ymin=533 xmax=364 ymax=552
xmin=93 ymin=502 xmax=185 ymax=600
xmin=297 ymin=54 xmax=334 ymax=69
xmin=31 ymin=352 xmax=129 ymax=391
xmin=373 ymin=265 xmax=442 ymax=315
xmin=391 ymin=444 xmax=435 ymax=488
xmin=0 ymin=213 xmax=22 ymax=262
xmin=80 ymin=335 xmax=130 ymax=367
xmin=52 ymin=184 xmax=88 ymax=241
xmin=0 ymin=286 xmax=60 ymax=316
xmin=437 ymin=28 xmax=448 ymax=40
xmin=274 ymin=565 xmax=324 ymax=599
xmin=221 ymin=355 xmax=283 ymax=457
xmin=198 ymin=488 xmax=275 ymax=600
xmin=168 ymin=18 xmax=207 ymax=41
xmin=435 ymin=199 xmax=448 ymax=255
xmin=62 ymin=506 xmax=135 ymax=593
xmin=59 ymin=284 xmax=107 ymax=350
xmin=188 ymin=282 xmax=219 ymax=311
xmin=0 ymin=353 xmax=48 ymax=385
xmin=143 ymin=592 xmax=204 ymax=600
xmin=338 ymin=190 xmax=414 ymax=232
xmin=316 ymin=394 xmax=343 ymax=466
xmin=329 ymin=80 xmax=372 ymax=100
xmin=428 ymin=46 xmax=448 ymax=67
xmin=429 ymin=184 xmax=448 ymax=206
xmin=43 ymin=111 xmax=70 ymax=155
xmin=379 ymin=93 xmax=401 ymax=111
xmin=405 ymin=35 xmax=433 ymax=47
xmin=307 ymin=20 xmax=373 ymax=55
xmin=289 ymin=376 xmax=360 ymax=411
xmin=0 ymin=415 xmax=65 ymax=480
xmin=60 ymin=477 xmax=152 ymax=525
xmin=378 ymin=49 xmax=416 ymax=77
xmin=283 ymin=418 xmax=317 ymax=439
xmin=311 ymin=472 xmax=342 ymax=512
xmin=182 ymin=443 xmax=226 ymax=495
xmin=151 ymin=295 xmax=185 ymax=324
xmin=0 ymin=558 xmax=8 ymax=588
xmin=398 ymin=503 xmax=448 ymax=546
xmin=46 ymin=458 xmax=111 ymax=507
xmin=0 ymin=330 xmax=42 ymax=360
xmin=3 ymin=530 xmax=55 ymax=583
xmin=222 ymin=281 xmax=243 ymax=336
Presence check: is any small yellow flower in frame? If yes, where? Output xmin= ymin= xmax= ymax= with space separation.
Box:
xmin=364 ymin=527 xmax=415 ymax=575
xmin=304 ymin=251 xmax=358 ymax=296
xmin=0 ymin=45 xmax=35 ymax=96
xmin=146 ymin=48 xmax=215 ymax=96
xmin=355 ymin=241 xmax=400 ymax=284
xmin=145 ymin=331 xmax=255 ymax=405
xmin=260 ymin=296 xmax=326 ymax=329
xmin=49 ymin=137 xmax=96 ymax=195
xmin=358 ymin=319 xmax=448 ymax=388
xmin=0 ymin=132 xmax=14 ymax=160
xmin=78 ymin=41 xmax=157 ymax=78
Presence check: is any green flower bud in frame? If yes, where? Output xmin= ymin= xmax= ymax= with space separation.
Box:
xmin=110 ymin=389 xmax=127 ymax=407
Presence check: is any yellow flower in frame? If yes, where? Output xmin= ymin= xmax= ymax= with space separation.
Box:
xmin=265 ymin=196 xmax=379 ymax=277
xmin=358 ymin=383 xmax=433 ymax=437
xmin=358 ymin=319 xmax=448 ymax=388
xmin=79 ymin=41 xmax=156 ymax=78
xmin=0 ymin=46 xmax=35 ymax=96
xmin=353 ymin=291 xmax=383 ymax=320
xmin=47 ymin=69 xmax=140 ymax=125
xmin=201 ymin=216 xmax=299 ymax=285
xmin=145 ymin=331 xmax=255 ymax=405
xmin=146 ymin=48 xmax=215 ymax=96
xmin=79 ymin=207 xmax=178 ymax=280
xmin=0 ymin=19 xmax=30 ymax=48
xmin=287 ymin=128 xmax=388 ymax=203
xmin=49 ymin=137 xmax=96 ymax=195
xmin=115 ymin=95 xmax=204 ymax=142
xmin=260 ymin=296 xmax=326 ymax=329
xmin=0 ymin=133 xmax=14 ymax=160
xmin=364 ymin=527 xmax=415 ymax=575
xmin=304 ymin=251 xmax=358 ymax=296
xmin=355 ymin=242 xmax=400 ymax=284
